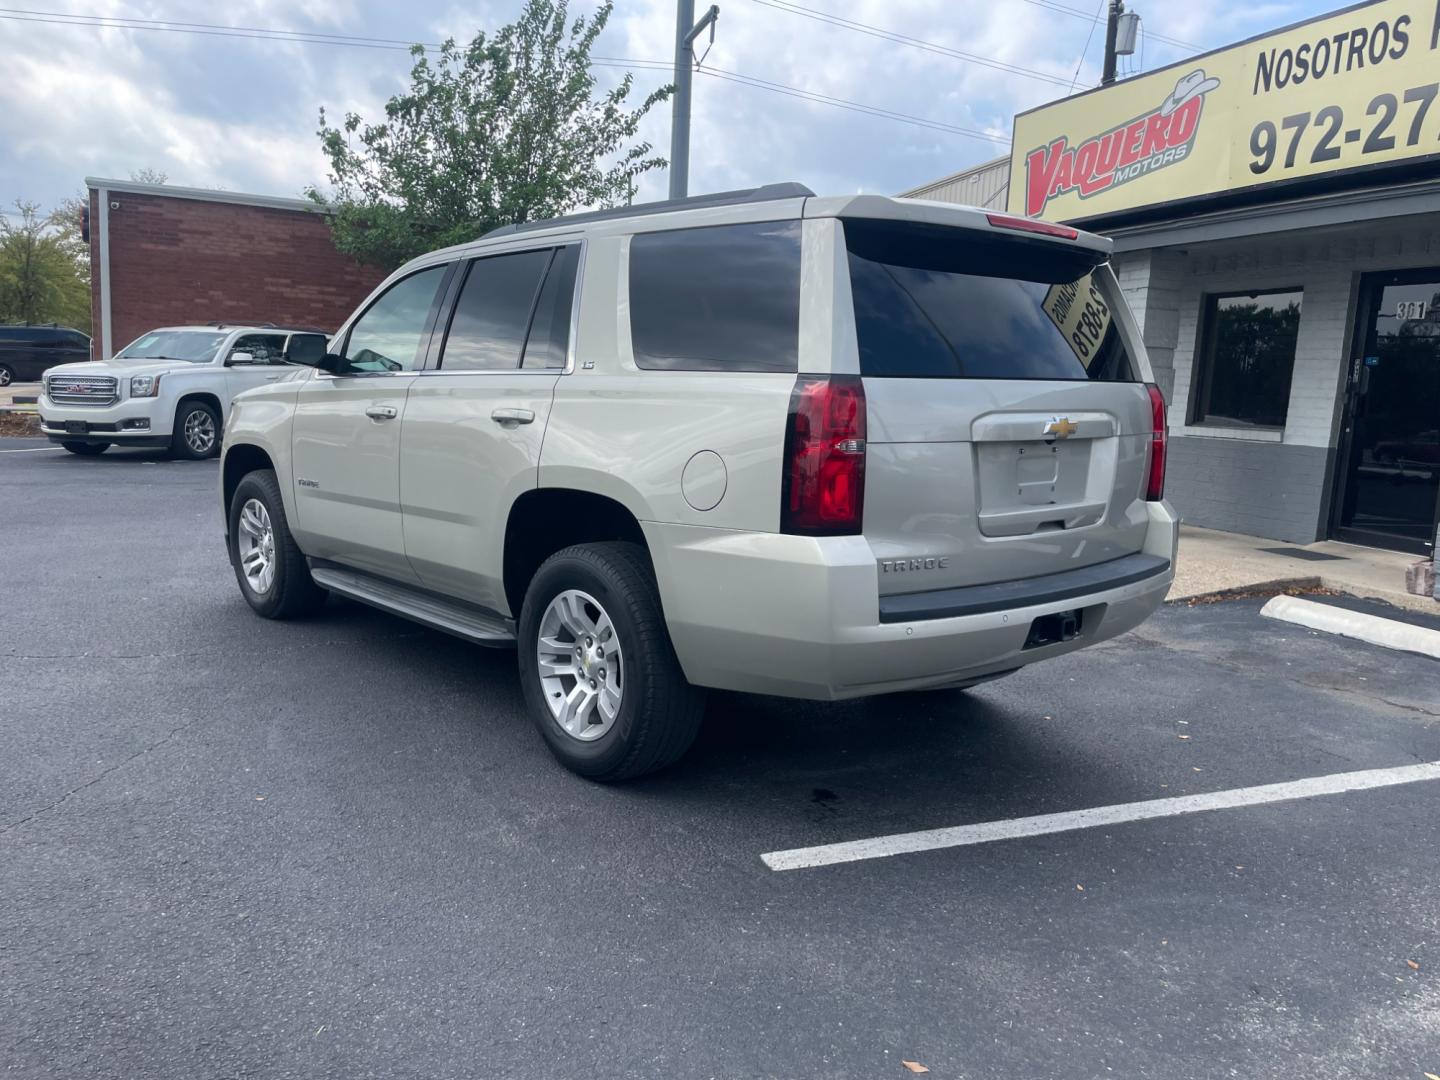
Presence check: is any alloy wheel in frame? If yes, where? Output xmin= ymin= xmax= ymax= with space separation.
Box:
xmin=536 ymin=589 xmax=624 ymax=741
xmin=184 ymin=408 xmax=216 ymax=454
xmin=236 ymin=497 xmax=276 ymax=595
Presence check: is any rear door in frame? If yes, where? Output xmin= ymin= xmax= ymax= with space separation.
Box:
xmin=14 ymin=328 xmax=50 ymax=380
xmin=841 ymin=218 xmax=1154 ymax=595
xmin=224 ymin=332 xmax=290 ymax=400
xmin=399 ymin=244 xmax=579 ymax=612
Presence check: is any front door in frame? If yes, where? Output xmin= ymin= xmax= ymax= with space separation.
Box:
xmin=290 ymin=263 xmax=453 ymax=584
xmin=1333 ymin=270 xmax=1440 ymax=555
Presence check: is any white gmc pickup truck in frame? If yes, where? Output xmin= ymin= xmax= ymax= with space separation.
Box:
xmin=40 ymin=324 xmax=316 ymax=458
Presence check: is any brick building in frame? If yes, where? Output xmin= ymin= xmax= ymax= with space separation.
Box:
xmin=85 ymin=176 xmax=386 ymax=362
xmin=905 ymin=2 xmax=1440 ymax=557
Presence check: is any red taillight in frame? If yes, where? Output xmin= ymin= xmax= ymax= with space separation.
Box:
xmin=985 ymin=212 xmax=1079 ymax=240
xmin=1146 ymin=383 xmax=1167 ymax=501
xmin=782 ymin=375 xmax=866 ymax=535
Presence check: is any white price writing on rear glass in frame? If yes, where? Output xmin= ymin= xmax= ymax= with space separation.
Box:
xmin=1396 ymin=299 xmax=1428 ymax=320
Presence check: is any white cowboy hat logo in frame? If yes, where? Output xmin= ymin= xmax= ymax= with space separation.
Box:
xmin=1160 ymin=68 xmax=1221 ymax=116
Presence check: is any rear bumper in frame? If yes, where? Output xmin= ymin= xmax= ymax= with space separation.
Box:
xmin=645 ymin=501 xmax=1179 ymax=700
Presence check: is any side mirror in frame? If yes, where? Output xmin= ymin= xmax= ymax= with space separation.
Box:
xmin=283 ymin=333 xmax=329 ymax=367
xmin=316 ymin=352 xmax=347 ymax=374
xmin=226 ymin=351 xmax=255 ymax=367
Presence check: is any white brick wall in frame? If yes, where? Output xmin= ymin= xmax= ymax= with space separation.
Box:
xmin=1115 ymin=213 xmax=1440 ymax=541
xmin=1142 ymin=220 xmax=1440 ymax=448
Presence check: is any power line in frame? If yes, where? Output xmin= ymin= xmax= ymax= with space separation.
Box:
xmin=1069 ymin=0 xmax=1106 ymax=91
xmin=746 ymin=0 xmax=1076 ymax=89
xmin=0 ymin=8 xmax=436 ymax=50
xmin=749 ymin=0 xmax=1198 ymax=74
xmin=0 ymin=9 xmax=1006 ymax=144
xmin=1014 ymin=0 xmax=1200 ymax=51
xmin=592 ymin=55 xmax=1007 ymax=143
xmin=701 ymin=67 xmax=1008 ymax=143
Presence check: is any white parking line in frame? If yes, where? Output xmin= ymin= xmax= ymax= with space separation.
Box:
xmin=0 ymin=446 xmax=61 ymax=453
xmin=760 ymin=760 xmax=1440 ymax=871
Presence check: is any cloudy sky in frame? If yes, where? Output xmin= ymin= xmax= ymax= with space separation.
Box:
xmin=1 ymin=0 xmax=1335 ymax=214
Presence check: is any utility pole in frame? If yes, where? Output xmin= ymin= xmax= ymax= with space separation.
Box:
xmin=1101 ymin=0 xmax=1124 ymax=85
xmin=668 ymin=1 xmax=720 ymax=200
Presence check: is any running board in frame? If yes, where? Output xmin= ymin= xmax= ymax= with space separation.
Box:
xmin=309 ymin=564 xmax=516 ymax=647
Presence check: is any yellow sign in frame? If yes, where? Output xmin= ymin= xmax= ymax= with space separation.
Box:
xmin=1043 ymin=272 xmax=1113 ymax=369
xmin=1009 ymin=0 xmax=1440 ymax=221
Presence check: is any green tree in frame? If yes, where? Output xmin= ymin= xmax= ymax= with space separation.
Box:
xmin=0 ymin=201 xmax=91 ymax=333
xmin=309 ymin=0 xmax=670 ymax=269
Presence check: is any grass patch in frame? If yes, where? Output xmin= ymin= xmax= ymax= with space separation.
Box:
xmin=0 ymin=411 xmax=41 ymax=437
xmin=1178 ymin=579 xmax=1344 ymax=606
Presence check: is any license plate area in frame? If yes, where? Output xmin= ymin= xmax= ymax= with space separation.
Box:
xmin=974 ymin=438 xmax=1110 ymax=537
xmin=64 ymin=420 xmax=88 ymax=434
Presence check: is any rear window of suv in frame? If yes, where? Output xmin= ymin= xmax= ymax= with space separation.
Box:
xmin=844 ymin=219 xmax=1137 ymax=382
xmin=628 ymin=220 xmax=801 ymax=373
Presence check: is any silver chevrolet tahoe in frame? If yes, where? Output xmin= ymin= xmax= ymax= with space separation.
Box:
xmin=220 ymin=183 xmax=1178 ymax=781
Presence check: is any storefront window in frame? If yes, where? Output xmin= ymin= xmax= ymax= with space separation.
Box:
xmin=1192 ymin=289 xmax=1303 ymax=428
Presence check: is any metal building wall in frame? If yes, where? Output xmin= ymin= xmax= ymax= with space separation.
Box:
xmin=899 ymin=156 xmax=1010 ymax=209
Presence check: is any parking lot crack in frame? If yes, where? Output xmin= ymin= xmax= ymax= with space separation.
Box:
xmin=0 ymin=719 xmax=198 ymax=837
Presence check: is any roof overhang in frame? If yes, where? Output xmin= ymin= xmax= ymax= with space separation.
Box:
xmin=1106 ymin=178 xmax=1440 ymax=253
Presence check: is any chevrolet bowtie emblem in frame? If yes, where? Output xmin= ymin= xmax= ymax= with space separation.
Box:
xmin=1044 ymin=417 xmax=1078 ymax=439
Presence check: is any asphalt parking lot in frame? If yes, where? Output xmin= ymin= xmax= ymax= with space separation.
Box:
xmin=3 ymin=438 xmax=1438 ymax=1080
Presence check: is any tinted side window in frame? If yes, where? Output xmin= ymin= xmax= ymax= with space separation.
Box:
xmin=522 ymin=245 xmax=580 ymax=370
xmin=343 ymin=265 xmax=448 ymax=373
xmin=440 ymin=249 xmax=552 ymax=371
xmin=229 ymin=333 xmax=287 ymax=364
xmin=629 ymin=221 xmax=801 ymax=373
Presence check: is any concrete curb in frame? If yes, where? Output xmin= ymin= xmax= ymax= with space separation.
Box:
xmin=1260 ymin=595 xmax=1440 ymax=660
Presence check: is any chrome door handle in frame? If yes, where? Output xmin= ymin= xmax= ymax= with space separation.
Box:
xmin=491 ymin=408 xmax=535 ymax=425
xmin=264 ymin=375 xmax=282 ymax=382
xmin=365 ymin=405 xmax=398 ymax=420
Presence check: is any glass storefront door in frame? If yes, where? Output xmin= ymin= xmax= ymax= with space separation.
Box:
xmin=1333 ymin=271 xmax=1440 ymax=554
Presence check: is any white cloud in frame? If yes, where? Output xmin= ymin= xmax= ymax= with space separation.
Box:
xmin=0 ymin=0 xmax=1339 ymax=212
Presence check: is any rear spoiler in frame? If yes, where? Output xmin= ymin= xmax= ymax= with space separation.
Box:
xmin=804 ymin=194 xmax=1111 ymax=257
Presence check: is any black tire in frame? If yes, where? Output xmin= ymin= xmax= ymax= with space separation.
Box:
xmin=61 ymin=441 xmax=109 ymax=456
xmin=171 ymin=399 xmax=221 ymax=460
xmin=227 ymin=469 xmax=327 ymax=619
xmin=518 ymin=542 xmax=704 ymax=782
xmin=0 ymin=364 xmax=14 ymax=387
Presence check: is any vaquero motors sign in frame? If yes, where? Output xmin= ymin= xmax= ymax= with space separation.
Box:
xmin=1022 ymin=70 xmax=1218 ymax=217
xmin=1008 ymin=0 xmax=1440 ymax=223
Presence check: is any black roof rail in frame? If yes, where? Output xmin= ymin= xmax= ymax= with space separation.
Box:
xmin=480 ymin=182 xmax=815 ymax=240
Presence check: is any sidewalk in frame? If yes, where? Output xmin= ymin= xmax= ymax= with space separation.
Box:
xmin=1172 ymin=524 xmax=1434 ymax=612
xmin=0 ymin=381 xmax=40 ymax=409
